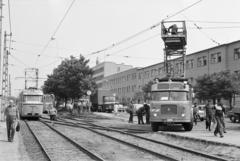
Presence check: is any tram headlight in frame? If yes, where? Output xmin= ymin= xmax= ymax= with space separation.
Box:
xmin=181 ymin=113 xmax=185 ymax=117
xmin=153 ymin=113 xmax=158 ymax=117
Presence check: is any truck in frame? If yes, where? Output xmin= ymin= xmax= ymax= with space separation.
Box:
xmin=90 ymin=89 xmax=116 ymax=112
xmin=227 ymin=94 xmax=240 ymax=123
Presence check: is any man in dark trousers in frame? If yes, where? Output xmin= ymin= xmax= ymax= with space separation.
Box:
xmin=205 ymin=100 xmax=213 ymax=131
xmin=128 ymin=101 xmax=134 ymax=123
xmin=136 ymin=105 xmax=145 ymax=124
xmin=144 ymin=103 xmax=150 ymax=124
xmin=213 ymin=99 xmax=226 ymax=138
xmin=4 ymin=100 xmax=19 ymax=142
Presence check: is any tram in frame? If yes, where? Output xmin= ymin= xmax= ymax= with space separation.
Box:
xmin=150 ymin=78 xmax=194 ymax=131
xmin=43 ymin=94 xmax=55 ymax=114
xmin=18 ymin=87 xmax=44 ymax=119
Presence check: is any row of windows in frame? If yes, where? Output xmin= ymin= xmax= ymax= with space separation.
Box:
xmin=93 ymin=67 xmax=104 ymax=75
xmin=102 ymin=47 xmax=240 ymax=88
xmin=111 ymin=85 xmax=137 ymax=94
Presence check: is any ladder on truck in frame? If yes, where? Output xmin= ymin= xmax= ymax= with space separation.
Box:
xmin=161 ymin=21 xmax=187 ymax=78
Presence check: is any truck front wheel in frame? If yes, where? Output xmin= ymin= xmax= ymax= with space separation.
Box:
xmin=183 ymin=122 xmax=193 ymax=131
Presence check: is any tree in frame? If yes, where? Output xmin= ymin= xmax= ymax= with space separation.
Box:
xmin=142 ymin=80 xmax=154 ymax=102
xmin=194 ymin=71 xmax=240 ymax=106
xmin=43 ymin=55 xmax=97 ymax=107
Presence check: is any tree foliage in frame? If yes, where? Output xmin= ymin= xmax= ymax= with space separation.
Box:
xmin=142 ymin=80 xmax=154 ymax=102
xmin=194 ymin=71 xmax=240 ymax=105
xmin=42 ymin=55 xmax=97 ymax=104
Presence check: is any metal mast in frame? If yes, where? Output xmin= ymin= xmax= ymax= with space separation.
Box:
xmin=161 ymin=21 xmax=187 ymax=78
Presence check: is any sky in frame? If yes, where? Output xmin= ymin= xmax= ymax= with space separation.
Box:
xmin=2 ymin=0 xmax=240 ymax=96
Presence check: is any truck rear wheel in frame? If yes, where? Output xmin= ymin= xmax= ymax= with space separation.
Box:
xmin=230 ymin=116 xmax=237 ymax=123
xmin=151 ymin=122 xmax=159 ymax=132
xmin=183 ymin=122 xmax=193 ymax=131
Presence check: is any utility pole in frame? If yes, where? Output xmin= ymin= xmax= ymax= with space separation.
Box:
xmin=0 ymin=0 xmax=3 ymax=121
xmin=1 ymin=31 xmax=11 ymax=121
xmin=8 ymin=74 xmax=11 ymax=97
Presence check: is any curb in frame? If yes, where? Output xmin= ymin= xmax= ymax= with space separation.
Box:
xmin=158 ymin=131 xmax=240 ymax=149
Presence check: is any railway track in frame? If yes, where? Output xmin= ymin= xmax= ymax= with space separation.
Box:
xmin=24 ymin=120 xmax=105 ymax=161
xmin=40 ymin=118 xmax=179 ymax=161
xmin=45 ymin=116 xmax=231 ymax=161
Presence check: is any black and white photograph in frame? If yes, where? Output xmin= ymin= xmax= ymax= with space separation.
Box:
xmin=0 ymin=0 xmax=240 ymax=160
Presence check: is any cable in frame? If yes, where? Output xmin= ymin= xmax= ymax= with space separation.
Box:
xmin=183 ymin=14 xmax=221 ymax=46
xmin=108 ymin=33 xmax=161 ymax=57
xmin=35 ymin=0 xmax=76 ymax=65
xmin=89 ymin=0 xmax=202 ymax=56
xmin=9 ymin=54 xmax=29 ymax=67
xmin=186 ymin=20 xmax=240 ymax=24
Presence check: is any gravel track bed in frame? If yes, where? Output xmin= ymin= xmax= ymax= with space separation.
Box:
xmin=71 ymin=115 xmax=240 ymax=161
xmin=93 ymin=128 xmax=219 ymax=161
xmin=52 ymin=123 xmax=166 ymax=161
xmin=137 ymin=133 xmax=239 ymax=161
xmin=20 ymin=121 xmax=48 ymax=161
xmin=27 ymin=121 xmax=95 ymax=161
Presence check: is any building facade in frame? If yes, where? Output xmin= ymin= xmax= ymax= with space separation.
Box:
xmin=100 ymin=40 xmax=240 ymax=103
xmin=92 ymin=61 xmax=133 ymax=88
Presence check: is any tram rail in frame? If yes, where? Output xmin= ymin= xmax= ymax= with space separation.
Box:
xmin=25 ymin=120 xmax=105 ymax=161
xmin=41 ymin=116 xmax=230 ymax=161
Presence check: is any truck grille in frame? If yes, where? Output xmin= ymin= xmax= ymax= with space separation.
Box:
xmin=161 ymin=104 xmax=177 ymax=115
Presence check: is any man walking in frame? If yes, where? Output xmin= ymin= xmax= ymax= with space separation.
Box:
xmin=205 ymin=100 xmax=213 ymax=131
xmin=213 ymin=99 xmax=226 ymax=138
xmin=4 ymin=100 xmax=19 ymax=142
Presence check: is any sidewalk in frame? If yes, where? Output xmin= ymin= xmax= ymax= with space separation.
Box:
xmin=0 ymin=121 xmax=30 ymax=161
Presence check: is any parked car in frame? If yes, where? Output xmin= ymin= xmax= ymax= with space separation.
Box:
xmin=197 ymin=105 xmax=206 ymax=121
xmin=227 ymin=108 xmax=240 ymax=123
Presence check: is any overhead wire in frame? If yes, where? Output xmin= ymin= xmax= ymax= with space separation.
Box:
xmin=35 ymin=0 xmax=76 ymax=66
xmin=183 ymin=14 xmax=221 ymax=46
xmin=89 ymin=0 xmax=203 ymax=56
xmin=107 ymin=33 xmax=161 ymax=57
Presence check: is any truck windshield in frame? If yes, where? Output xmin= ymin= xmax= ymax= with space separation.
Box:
xmin=151 ymin=91 xmax=188 ymax=101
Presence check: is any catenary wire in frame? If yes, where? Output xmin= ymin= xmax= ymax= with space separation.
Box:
xmin=183 ymin=14 xmax=221 ymax=46
xmin=35 ymin=0 xmax=76 ymax=66
xmin=89 ymin=0 xmax=202 ymax=56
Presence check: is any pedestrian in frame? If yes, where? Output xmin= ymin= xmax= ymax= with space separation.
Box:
xmin=204 ymin=100 xmax=213 ymax=131
xmin=144 ymin=103 xmax=150 ymax=124
xmin=192 ymin=102 xmax=199 ymax=125
xmin=4 ymin=100 xmax=20 ymax=142
xmin=49 ymin=105 xmax=57 ymax=126
xmin=168 ymin=24 xmax=178 ymax=35
xmin=127 ymin=101 xmax=134 ymax=123
xmin=213 ymin=99 xmax=226 ymax=138
xmin=136 ymin=105 xmax=145 ymax=124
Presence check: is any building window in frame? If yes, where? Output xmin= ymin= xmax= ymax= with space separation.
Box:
xmin=117 ymin=67 xmax=120 ymax=72
xmin=151 ymin=69 xmax=157 ymax=77
xmin=211 ymin=52 xmax=221 ymax=63
xmin=234 ymin=48 xmax=240 ymax=60
xmin=197 ymin=56 xmax=207 ymax=67
xmin=186 ymin=59 xmax=194 ymax=70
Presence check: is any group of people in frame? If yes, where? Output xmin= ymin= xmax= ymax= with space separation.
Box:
xmin=127 ymin=102 xmax=150 ymax=125
xmin=67 ymin=100 xmax=92 ymax=116
xmin=194 ymin=99 xmax=227 ymax=138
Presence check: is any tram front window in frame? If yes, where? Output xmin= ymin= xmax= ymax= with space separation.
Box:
xmin=24 ymin=95 xmax=43 ymax=102
xmin=151 ymin=91 xmax=188 ymax=101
